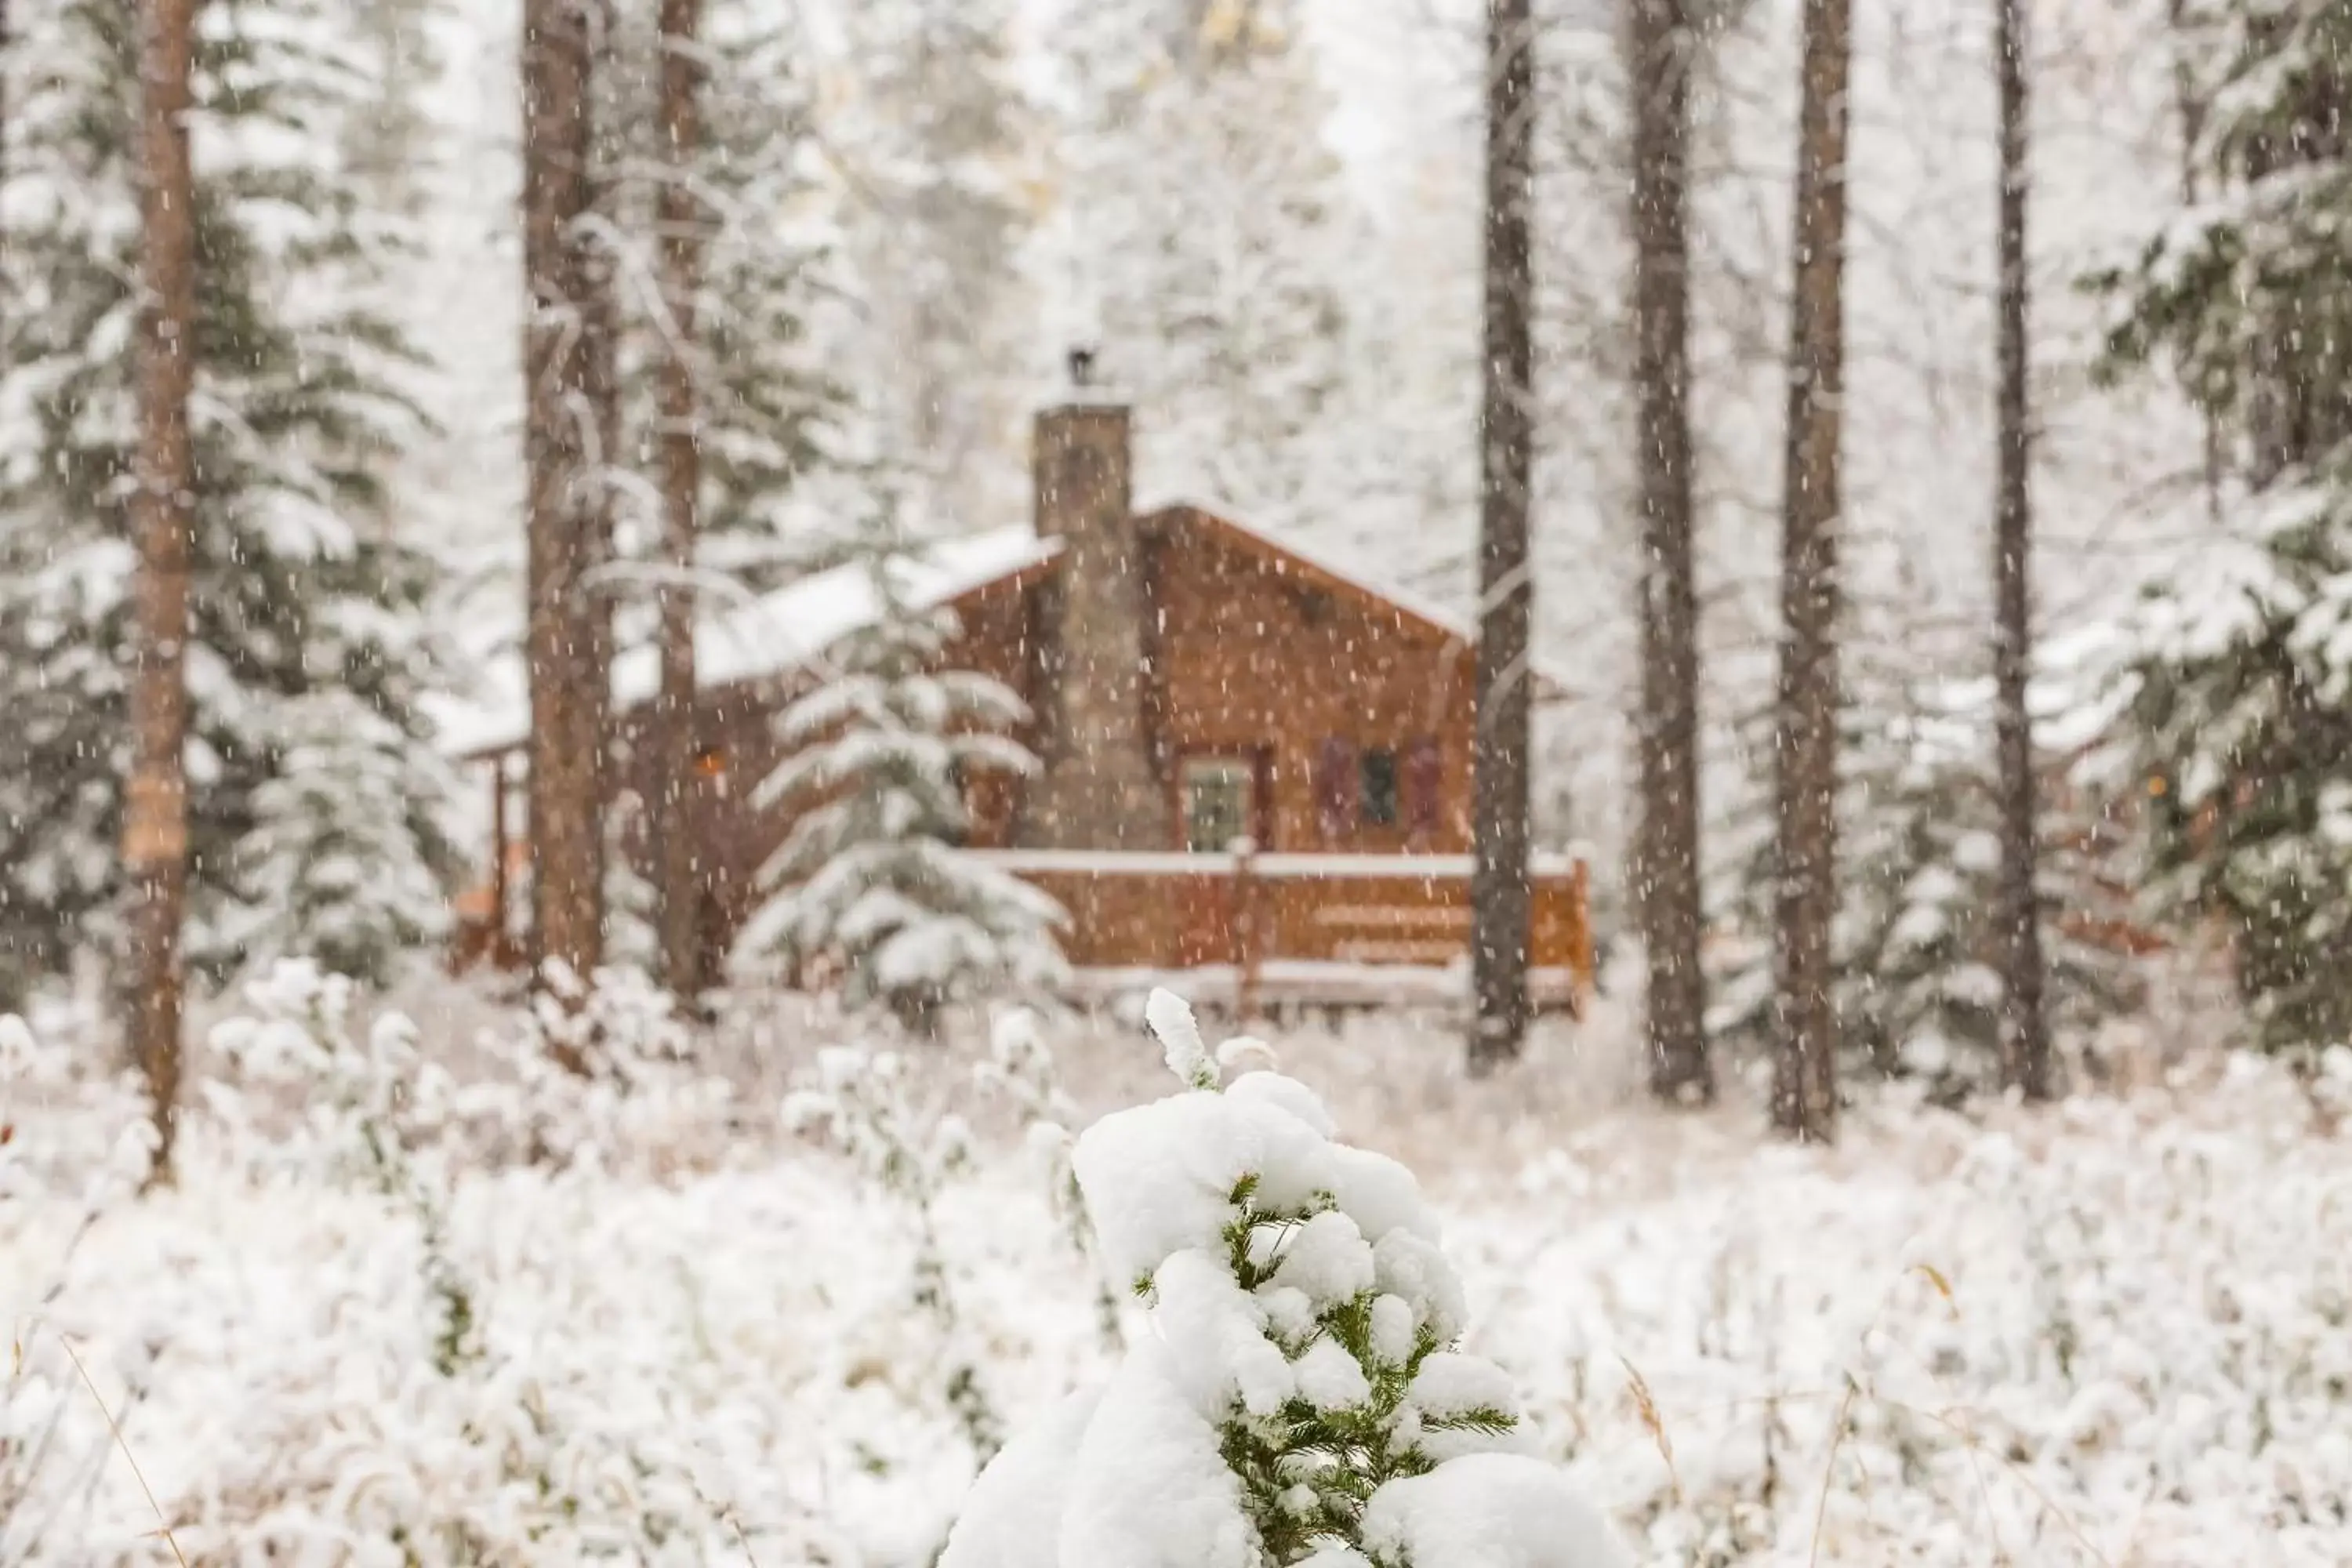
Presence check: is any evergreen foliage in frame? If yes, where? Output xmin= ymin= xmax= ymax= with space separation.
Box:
xmin=939 ymin=989 xmax=1631 ymax=1568
xmin=2091 ymin=0 xmax=2352 ymax=1053
xmin=739 ymin=517 xmax=1064 ymax=1030
xmin=593 ymin=0 xmax=841 ymax=576
xmin=0 ymin=0 xmax=456 ymax=993
xmin=834 ymin=0 xmax=1039 ymax=528
xmin=1054 ymin=0 xmax=1355 ymax=528
xmin=1711 ymin=686 xmax=2144 ymax=1100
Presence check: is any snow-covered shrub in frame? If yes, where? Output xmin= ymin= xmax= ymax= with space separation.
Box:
xmin=206 ymin=960 xmax=477 ymax=1372
xmin=470 ymin=962 xmax=736 ymax=1177
xmin=941 ymin=989 xmax=1632 ymax=1568
xmin=739 ymin=519 xmax=1065 ymax=1032
xmin=977 ymin=1007 xmax=1124 ymax=1351
xmin=1 ymin=1012 xmax=158 ymax=1559
xmin=788 ymin=1039 xmax=1004 ymax=1461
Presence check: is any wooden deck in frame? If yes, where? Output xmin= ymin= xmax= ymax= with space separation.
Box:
xmin=968 ymin=848 xmax=1593 ymax=1016
xmin=456 ymin=843 xmax=1596 ymax=1018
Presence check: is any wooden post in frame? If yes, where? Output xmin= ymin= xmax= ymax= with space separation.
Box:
xmin=1233 ymin=838 xmax=1261 ymax=1024
xmin=489 ymin=752 xmax=512 ymax=965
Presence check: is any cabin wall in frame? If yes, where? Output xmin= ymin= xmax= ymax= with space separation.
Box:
xmin=1145 ymin=515 xmax=1476 ymax=855
xmin=488 ymin=519 xmax=1490 ymax=975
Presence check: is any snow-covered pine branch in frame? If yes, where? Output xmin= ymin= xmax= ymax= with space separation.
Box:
xmin=940 ymin=989 xmax=1631 ymax=1568
xmin=739 ymin=513 xmax=1064 ymax=1029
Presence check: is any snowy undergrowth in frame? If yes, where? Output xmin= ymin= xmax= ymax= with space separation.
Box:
xmin=2 ymin=974 xmax=2349 ymax=1564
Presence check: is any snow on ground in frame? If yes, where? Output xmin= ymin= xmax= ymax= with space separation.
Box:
xmin=4 ymin=972 xmax=2350 ymax=1566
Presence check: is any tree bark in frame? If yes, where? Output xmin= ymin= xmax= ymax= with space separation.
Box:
xmin=652 ymin=0 xmax=706 ymax=1002
xmin=1772 ymin=0 xmax=1849 ymax=1143
xmin=579 ymin=0 xmax=619 ymax=948
xmin=125 ymin=0 xmax=200 ymax=1182
xmin=1991 ymin=0 xmax=2050 ymax=1102
xmin=522 ymin=0 xmax=603 ymax=996
xmin=1469 ymin=0 xmax=1537 ymax=1075
xmin=1629 ymin=0 xmax=1711 ymax=1104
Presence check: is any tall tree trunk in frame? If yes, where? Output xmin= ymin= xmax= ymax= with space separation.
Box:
xmin=125 ymin=0 xmax=200 ymax=1182
xmin=1629 ymin=0 xmax=1711 ymax=1104
xmin=522 ymin=0 xmax=602 ymax=996
xmin=1992 ymin=0 xmax=2050 ymax=1101
xmin=1468 ymin=0 xmax=1537 ymax=1076
xmin=653 ymin=0 xmax=706 ymax=1001
xmin=579 ymin=0 xmax=619 ymax=950
xmin=1771 ymin=0 xmax=1849 ymax=1143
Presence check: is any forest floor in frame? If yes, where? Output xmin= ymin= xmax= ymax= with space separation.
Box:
xmin=3 ymin=971 xmax=2349 ymax=1566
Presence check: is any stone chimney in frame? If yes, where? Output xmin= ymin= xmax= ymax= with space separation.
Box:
xmin=1018 ymin=351 xmax=1164 ymax=849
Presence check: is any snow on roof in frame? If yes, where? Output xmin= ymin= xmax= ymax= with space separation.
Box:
xmin=1144 ymin=498 xmax=1573 ymax=700
xmin=430 ymin=503 xmax=1560 ymax=760
xmin=1141 ymin=495 xmax=1484 ymax=648
xmin=432 ymin=526 xmax=1056 ymax=758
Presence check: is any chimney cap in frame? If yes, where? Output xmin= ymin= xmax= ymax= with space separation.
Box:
xmin=1048 ymin=343 xmax=1127 ymax=412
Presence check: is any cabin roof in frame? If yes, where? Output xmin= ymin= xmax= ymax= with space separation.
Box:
xmin=430 ymin=503 xmax=1552 ymax=760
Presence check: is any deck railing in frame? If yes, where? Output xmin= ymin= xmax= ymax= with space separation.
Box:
xmin=966 ymin=847 xmax=1593 ymax=1016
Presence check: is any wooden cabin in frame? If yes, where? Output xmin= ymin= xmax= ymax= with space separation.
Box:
xmin=448 ymin=389 xmax=1592 ymax=1011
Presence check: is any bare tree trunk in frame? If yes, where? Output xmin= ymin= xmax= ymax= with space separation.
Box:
xmin=2165 ymin=0 xmax=2223 ymax=524
xmin=522 ymin=0 xmax=603 ymax=997
xmin=1771 ymin=0 xmax=1849 ymax=1143
xmin=1468 ymin=0 xmax=1537 ymax=1076
xmin=125 ymin=0 xmax=200 ymax=1183
xmin=578 ymin=0 xmax=619 ymax=945
xmin=653 ymin=0 xmax=706 ymax=1001
xmin=1629 ymin=0 xmax=1711 ymax=1104
xmin=1992 ymin=0 xmax=2050 ymax=1101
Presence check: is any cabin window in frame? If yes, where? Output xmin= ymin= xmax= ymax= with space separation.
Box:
xmin=1183 ymin=758 xmax=1256 ymax=852
xmin=1359 ymin=749 xmax=1400 ymax=827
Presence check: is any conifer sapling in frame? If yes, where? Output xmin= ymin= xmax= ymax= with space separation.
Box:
xmin=940 ymin=989 xmax=1632 ymax=1568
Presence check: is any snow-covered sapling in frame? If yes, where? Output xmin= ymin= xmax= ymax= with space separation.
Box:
xmin=786 ymin=1040 xmax=1003 ymax=1460
xmin=739 ymin=515 xmax=1067 ymax=1032
xmin=976 ymin=1006 xmax=1124 ymax=1350
xmin=208 ymin=961 xmax=477 ymax=1373
xmin=941 ymin=989 xmax=1632 ymax=1568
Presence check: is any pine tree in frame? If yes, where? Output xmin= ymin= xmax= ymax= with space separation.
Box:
xmin=834 ymin=0 xmax=1037 ymax=528
xmin=739 ymin=514 xmax=1063 ymax=1032
xmin=650 ymin=0 xmax=706 ymax=1001
xmin=1629 ymin=0 xmax=1711 ymax=1103
xmin=1468 ymin=0 xmax=1538 ymax=1075
xmin=521 ymin=0 xmax=604 ymax=989
xmin=633 ymin=2 xmax=839 ymax=557
xmin=939 ymin=991 xmax=1633 ymax=1568
xmin=2092 ymin=0 xmax=2352 ymax=1055
xmin=1773 ymin=0 xmax=1853 ymax=1142
xmin=1054 ymin=0 xmax=1355 ymax=530
xmin=125 ymin=0 xmax=198 ymax=1176
xmin=0 ymin=0 xmax=454 ymax=1011
xmin=598 ymin=0 xmax=840 ymax=996
xmin=1991 ymin=0 xmax=2052 ymax=1099
xmin=1711 ymin=684 xmax=2144 ymax=1102
xmin=219 ymin=692 xmax=460 ymax=988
